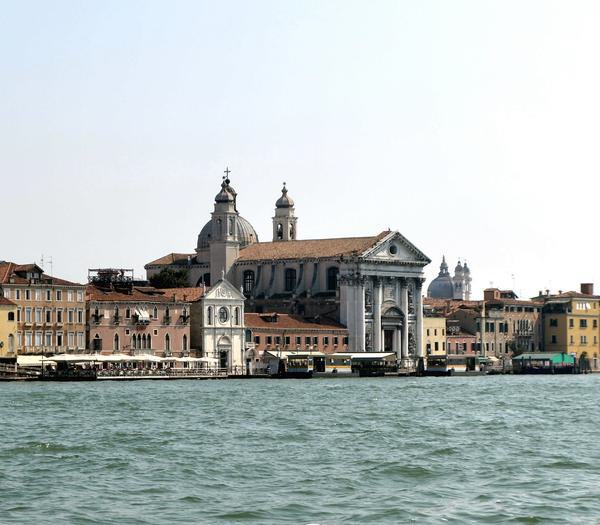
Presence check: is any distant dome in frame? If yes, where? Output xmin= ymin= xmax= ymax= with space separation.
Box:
xmin=428 ymin=256 xmax=456 ymax=299
xmin=427 ymin=275 xmax=455 ymax=299
xmin=454 ymin=261 xmax=463 ymax=274
xmin=196 ymin=215 xmax=258 ymax=250
xmin=276 ymin=183 xmax=294 ymax=208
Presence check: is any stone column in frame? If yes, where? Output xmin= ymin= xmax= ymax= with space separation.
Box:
xmin=357 ymin=277 xmax=366 ymax=351
xmin=373 ymin=278 xmax=382 ymax=352
xmin=400 ymin=279 xmax=409 ymax=359
xmin=415 ymin=279 xmax=424 ymax=358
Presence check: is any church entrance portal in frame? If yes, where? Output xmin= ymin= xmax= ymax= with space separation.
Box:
xmin=384 ymin=330 xmax=394 ymax=352
xmin=219 ymin=350 xmax=229 ymax=370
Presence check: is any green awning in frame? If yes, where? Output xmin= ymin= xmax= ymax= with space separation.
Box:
xmin=512 ymin=353 xmax=575 ymax=365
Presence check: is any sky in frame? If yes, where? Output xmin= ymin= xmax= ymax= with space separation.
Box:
xmin=2 ymin=0 xmax=600 ymax=299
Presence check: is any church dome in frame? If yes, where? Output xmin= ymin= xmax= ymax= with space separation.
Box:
xmin=427 ymin=275 xmax=455 ymax=299
xmin=275 ymin=183 xmax=294 ymax=208
xmin=427 ymin=256 xmax=455 ymax=299
xmin=196 ymin=215 xmax=259 ymax=250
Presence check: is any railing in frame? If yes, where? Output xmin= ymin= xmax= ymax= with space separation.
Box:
xmin=97 ymin=368 xmax=227 ymax=378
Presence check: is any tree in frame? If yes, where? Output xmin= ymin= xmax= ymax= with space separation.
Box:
xmin=149 ymin=267 xmax=189 ymax=289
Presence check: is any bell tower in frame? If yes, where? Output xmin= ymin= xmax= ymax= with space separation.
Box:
xmin=272 ymin=182 xmax=297 ymax=242
xmin=210 ymin=170 xmax=240 ymax=284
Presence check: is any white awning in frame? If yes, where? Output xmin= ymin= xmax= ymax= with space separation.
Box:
xmin=135 ymin=307 xmax=150 ymax=322
xmin=17 ymin=355 xmax=56 ymax=366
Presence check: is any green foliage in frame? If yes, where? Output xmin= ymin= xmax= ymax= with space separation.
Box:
xmin=149 ymin=267 xmax=189 ymax=289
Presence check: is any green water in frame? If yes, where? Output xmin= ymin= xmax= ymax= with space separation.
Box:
xmin=1 ymin=376 xmax=600 ymax=524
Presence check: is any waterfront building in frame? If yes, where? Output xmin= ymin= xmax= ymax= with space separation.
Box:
xmin=427 ymin=256 xmax=472 ymax=300
xmin=146 ymin=176 xmax=430 ymax=366
xmin=535 ymin=284 xmax=600 ymax=370
xmin=245 ymin=312 xmax=349 ymax=356
xmin=154 ymin=280 xmax=247 ymax=372
xmin=87 ymin=269 xmax=191 ymax=357
xmin=0 ymin=262 xmax=86 ymax=354
xmin=0 ymin=296 xmax=17 ymax=359
xmin=445 ymin=318 xmax=477 ymax=354
xmin=423 ymin=308 xmax=446 ymax=356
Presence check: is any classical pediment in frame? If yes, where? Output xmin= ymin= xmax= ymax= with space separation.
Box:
xmin=361 ymin=231 xmax=430 ymax=265
xmin=204 ymin=279 xmax=245 ymax=302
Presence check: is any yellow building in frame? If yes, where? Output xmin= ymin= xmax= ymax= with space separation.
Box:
xmin=541 ymin=286 xmax=600 ymax=370
xmin=0 ymin=296 xmax=17 ymax=359
xmin=424 ymin=314 xmax=446 ymax=356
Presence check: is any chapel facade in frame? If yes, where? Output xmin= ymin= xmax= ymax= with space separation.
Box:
xmin=145 ymin=176 xmax=431 ymax=365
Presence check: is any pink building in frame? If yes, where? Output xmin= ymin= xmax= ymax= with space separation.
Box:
xmin=86 ymin=271 xmax=191 ymax=357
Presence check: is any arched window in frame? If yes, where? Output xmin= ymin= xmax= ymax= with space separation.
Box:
xmin=153 ymin=306 xmax=158 ymax=319
xmin=243 ymin=270 xmax=255 ymax=294
xmin=131 ymin=335 xmax=137 ymax=350
xmin=165 ymin=334 xmax=171 ymax=352
xmin=277 ymin=223 xmax=283 ymax=240
xmin=217 ymin=218 xmax=222 ymax=236
xmin=147 ymin=335 xmax=152 ymax=350
xmin=207 ymin=306 xmax=213 ymax=325
xmin=8 ymin=311 xmax=14 ymax=321
xmin=113 ymin=333 xmax=119 ymax=351
xmin=165 ymin=306 xmax=170 ymax=318
xmin=137 ymin=334 xmax=142 ymax=349
xmin=284 ymin=268 xmax=297 ymax=292
xmin=327 ymin=267 xmax=339 ymax=291
xmin=114 ymin=306 xmax=119 ymax=319
xmin=229 ymin=217 xmax=235 ymax=236
xmin=125 ymin=308 xmax=131 ymax=319
xmin=183 ymin=334 xmax=188 ymax=351
xmin=234 ymin=307 xmax=240 ymax=325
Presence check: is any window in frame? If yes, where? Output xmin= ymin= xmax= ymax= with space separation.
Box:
xmin=56 ymin=309 xmax=63 ymax=323
xmin=35 ymin=308 xmax=42 ymax=323
xmin=125 ymin=308 xmax=131 ymax=319
xmin=427 ymin=329 xmax=430 ymax=336
xmin=17 ymin=309 xmax=21 ymax=322
xmin=285 ymin=336 xmax=291 ymax=346
xmin=207 ymin=307 xmax=213 ymax=325
xmin=77 ymin=309 xmax=83 ymax=323
xmin=8 ymin=311 xmax=14 ymax=321
xmin=25 ymin=290 xmax=31 ymax=301
xmin=434 ymin=342 xmax=439 ymax=351
xmin=343 ymin=336 xmax=349 ymax=345
xmin=327 ymin=267 xmax=339 ymax=291
xmin=580 ymin=319 xmax=588 ymax=328
xmin=313 ymin=337 xmax=318 ymax=345
xmin=56 ymin=290 xmax=62 ymax=301
xmin=24 ymin=332 xmax=33 ymax=347
xmin=35 ymin=332 xmax=43 ymax=346
xmin=45 ymin=309 xmax=51 ymax=323
xmin=594 ymin=320 xmax=598 ymax=329
xmin=68 ymin=309 xmax=74 ymax=323
xmin=569 ymin=319 xmax=574 ymax=328
xmin=275 ymin=336 xmax=281 ymax=345
xmin=46 ymin=290 xmax=51 ymax=301
xmin=295 ymin=336 xmax=302 ymax=346
xmin=581 ymin=335 xmax=588 ymax=344
xmin=67 ymin=290 xmax=74 ymax=302
xmin=284 ymin=268 xmax=297 ymax=292
xmin=25 ymin=308 xmax=32 ymax=323
xmin=323 ymin=336 xmax=329 ymax=346
xmin=266 ymin=336 xmax=273 ymax=345
xmin=305 ymin=336 xmax=311 ymax=346
xmin=15 ymin=290 xmax=20 ymax=300
xmin=234 ymin=307 xmax=240 ymax=325
xmin=35 ymin=289 xmax=41 ymax=301
xmin=570 ymin=335 xmax=574 ymax=344
xmin=333 ymin=336 xmax=339 ymax=346
xmin=165 ymin=334 xmax=171 ymax=352
xmin=3 ymin=289 xmax=9 ymax=299
xmin=243 ymin=270 xmax=255 ymax=294
xmin=77 ymin=332 xmax=84 ymax=348
xmin=77 ymin=290 xmax=84 ymax=302
xmin=183 ymin=335 xmax=188 ymax=351
xmin=113 ymin=333 xmax=120 ymax=351
xmin=254 ymin=336 xmax=261 ymax=345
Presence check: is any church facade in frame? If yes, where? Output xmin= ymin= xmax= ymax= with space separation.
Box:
xmin=146 ymin=177 xmax=431 ymax=366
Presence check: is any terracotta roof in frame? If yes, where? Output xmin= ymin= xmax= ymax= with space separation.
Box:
xmin=236 ymin=232 xmax=389 ymax=262
xmin=145 ymin=253 xmax=195 ymax=267
xmin=245 ymin=312 xmax=347 ymax=331
xmin=0 ymin=296 xmax=16 ymax=306
xmin=87 ymin=285 xmax=184 ymax=303
xmin=158 ymin=287 xmax=207 ymax=303
xmin=0 ymin=261 xmax=82 ymax=286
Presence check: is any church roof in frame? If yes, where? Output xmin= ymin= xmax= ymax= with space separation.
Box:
xmin=145 ymin=253 xmax=195 ymax=267
xmin=236 ymin=232 xmax=389 ymax=262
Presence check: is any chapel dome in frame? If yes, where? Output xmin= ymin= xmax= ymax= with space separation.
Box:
xmin=196 ymin=216 xmax=259 ymax=250
xmin=275 ymin=183 xmax=295 ymax=208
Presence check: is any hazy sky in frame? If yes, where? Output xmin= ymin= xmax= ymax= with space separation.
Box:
xmin=2 ymin=1 xmax=600 ymax=298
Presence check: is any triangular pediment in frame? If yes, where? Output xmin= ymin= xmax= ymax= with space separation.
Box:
xmin=204 ymin=279 xmax=245 ymax=301
xmin=361 ymin=231 xmax=431 ymax=265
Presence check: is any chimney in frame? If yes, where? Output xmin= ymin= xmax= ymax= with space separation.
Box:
xmin=538 ymin=290 xmax=542 ymax=297
xmin=581 ymin=283 xmax=594 ymax=295
xmin=545 ymin=289 xmax=550 ymax=296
